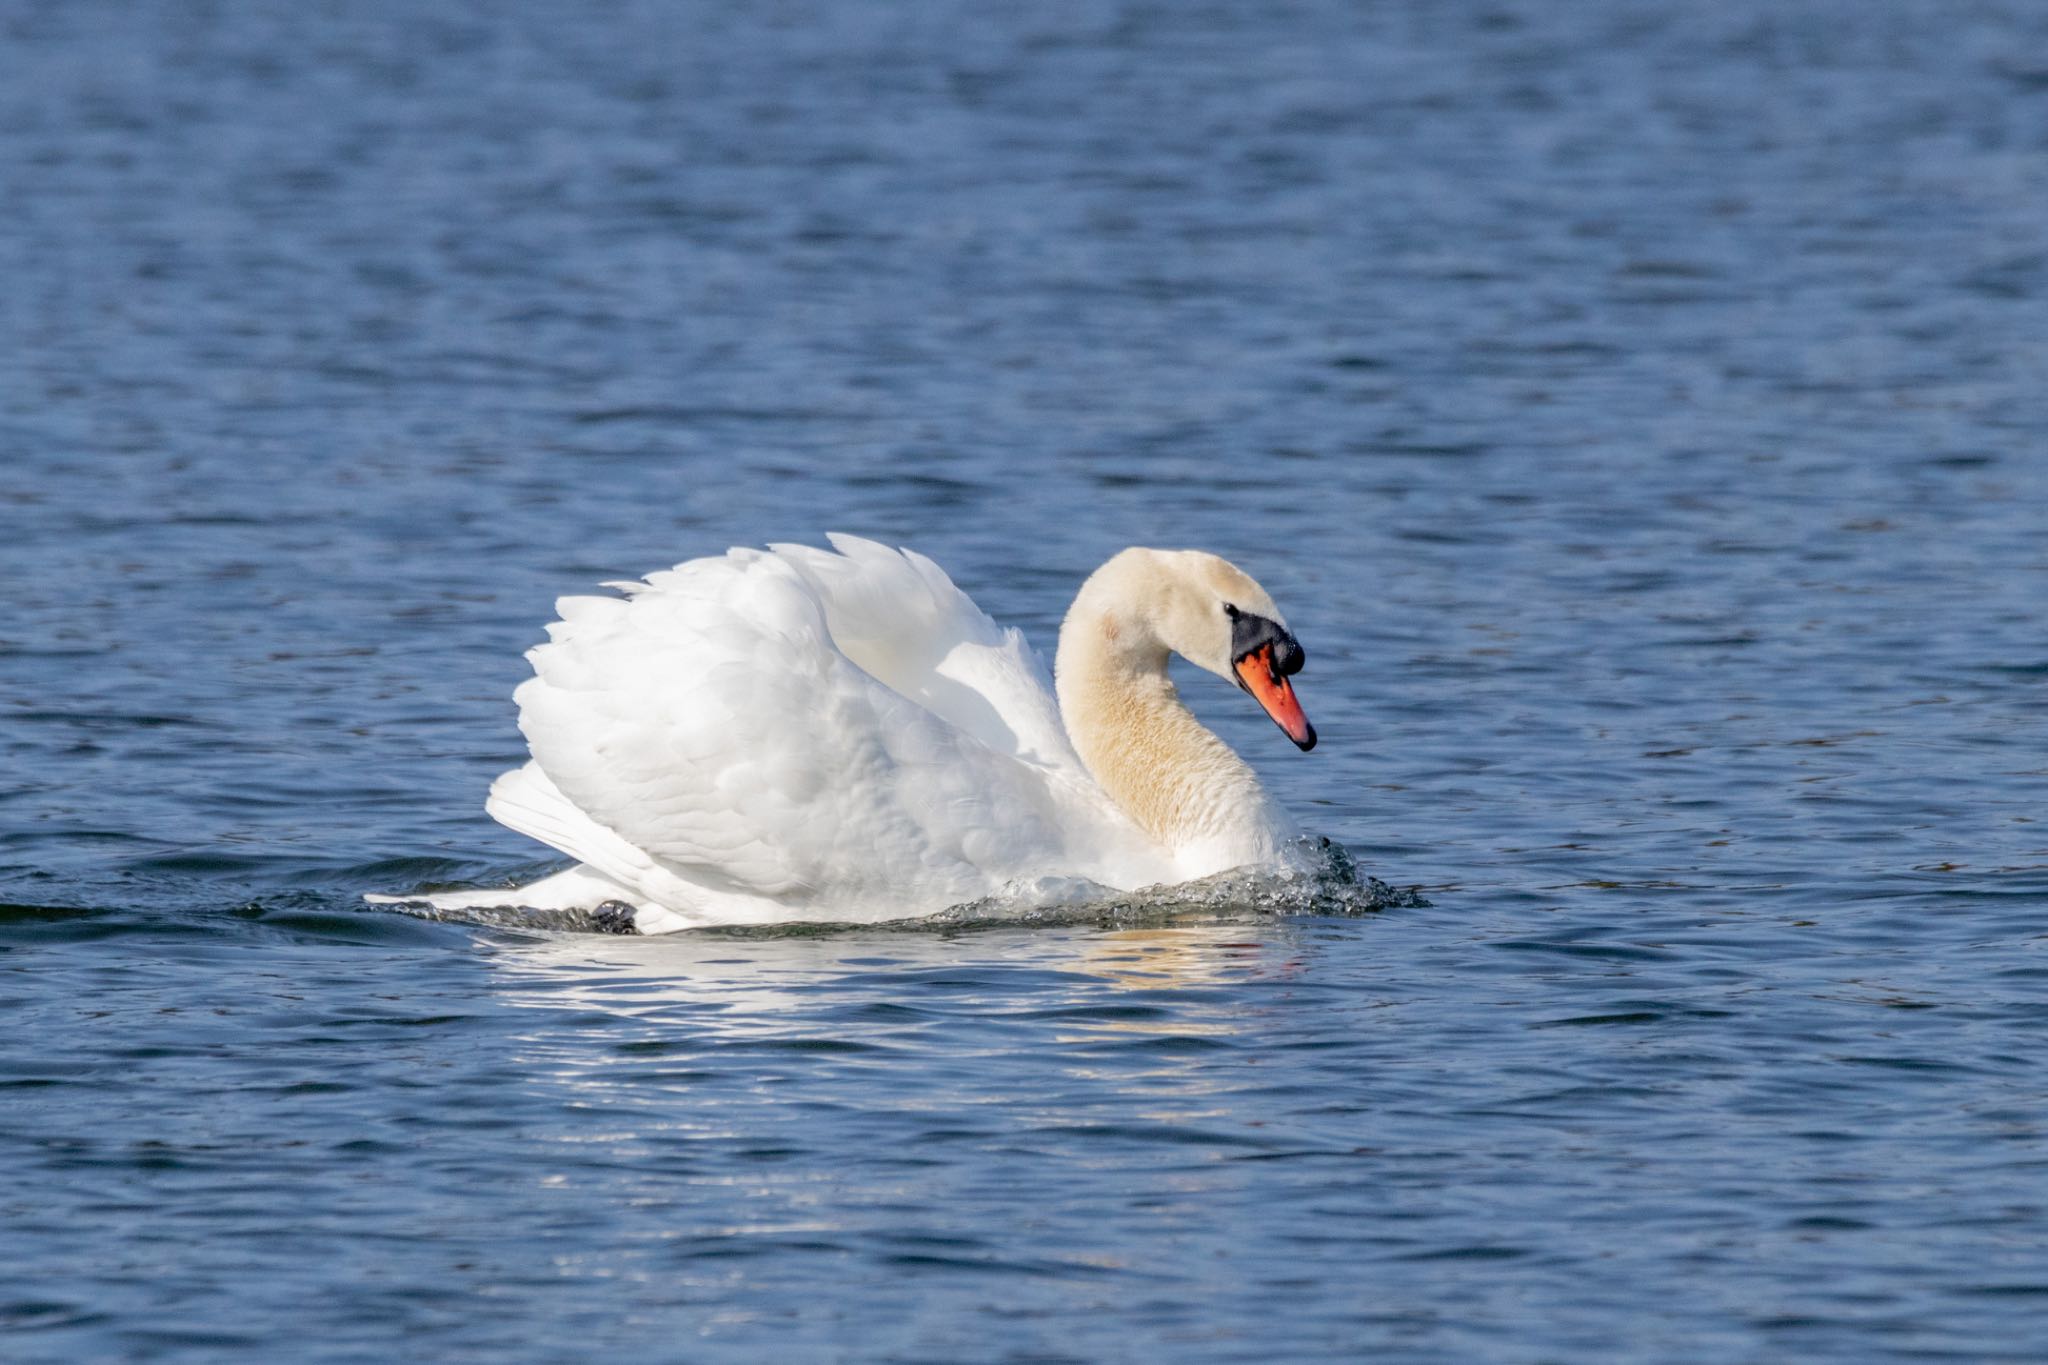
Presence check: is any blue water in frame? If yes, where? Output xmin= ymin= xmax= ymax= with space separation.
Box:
xmin=5 ymin=2 xmax=2048 ymax=1359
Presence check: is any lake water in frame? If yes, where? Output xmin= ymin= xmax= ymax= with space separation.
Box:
xmin=4 ymin=1 xmax=2047 ymax=1359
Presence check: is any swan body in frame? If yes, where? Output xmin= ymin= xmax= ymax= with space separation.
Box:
xmin=378 ymin=536 xmax=1317 ymax=932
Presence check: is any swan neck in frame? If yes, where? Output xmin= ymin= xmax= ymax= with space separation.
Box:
xmin=1054 ymin=602 xmax=1276 ymax=862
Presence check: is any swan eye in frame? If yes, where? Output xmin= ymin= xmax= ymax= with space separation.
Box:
xmin=1227 ymin=608 xmax=1300 ymax=672
xmin=1223 ymin=603 xmax=1241 ymax=619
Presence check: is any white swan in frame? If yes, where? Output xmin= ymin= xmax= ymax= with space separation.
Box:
xmin=378 ymin=535 xmax=1318 ymax=933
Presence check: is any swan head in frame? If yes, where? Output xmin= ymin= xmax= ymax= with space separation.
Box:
xmin=1071 ymin=548 xmax=1317 ymax=752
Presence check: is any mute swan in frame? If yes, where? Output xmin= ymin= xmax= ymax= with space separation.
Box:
xmin=376 ymin=535 xmax=1318 ymax=933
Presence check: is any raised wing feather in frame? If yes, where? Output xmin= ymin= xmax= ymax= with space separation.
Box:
xmin=767 ymin=534 xmax=1085 ymax=775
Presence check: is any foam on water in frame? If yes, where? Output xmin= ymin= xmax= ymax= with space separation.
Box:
xmin=381 ymin=836 xmax=1426 ymax=938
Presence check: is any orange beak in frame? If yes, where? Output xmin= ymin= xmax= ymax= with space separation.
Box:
xmin=1234 ymin=643 xmax=1316 ymax=751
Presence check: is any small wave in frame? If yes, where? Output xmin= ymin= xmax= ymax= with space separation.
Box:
xmin=874 ymin=836 xmax=1424 ymax=936
xmin=386 ymin=837 xmax=1427 ymax=938
xmin=397 ymin=901 xmax=644 ymax=936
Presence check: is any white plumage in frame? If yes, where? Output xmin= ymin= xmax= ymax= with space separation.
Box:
xmin=377 ymin=535 xmax=1319 ymax=932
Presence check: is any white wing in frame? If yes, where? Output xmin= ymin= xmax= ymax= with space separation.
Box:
xmin=767 ymin=534 xmax=1087 ymax=776
xmin=501 ymin=539 xmax=1152 ymax=923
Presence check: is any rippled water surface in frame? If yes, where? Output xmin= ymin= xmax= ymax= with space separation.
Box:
xmin=5 ymin=2 xmax=2047 ymax=1359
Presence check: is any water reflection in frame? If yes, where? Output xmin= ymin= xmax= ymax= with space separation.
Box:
xmin=487 ymin=927 xmax=862 ymax=1023
xmin=480 ymin=921 xmax=1347 ymax=1162
xmin=1075 ymin=927 xmax=1304 ymax=994
xmin=483 ymin=920 xmax=1308 ymax=1028
xmin=475 ymin=922 xmax=1338 ymax=1211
